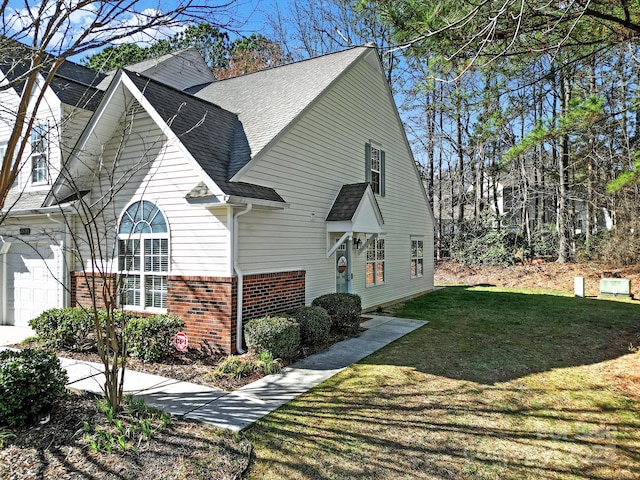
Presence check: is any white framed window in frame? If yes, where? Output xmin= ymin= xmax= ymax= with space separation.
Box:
xmin=366 ymin=237 xmax=385 ymax=286
xmin=117 ymin=201 xmax=169 ymax=310
xmin=30 ymin=124 xmax=49 ymax=184
xmin=365 ymin=142 xmax=385 ymax=196
xmin=411 ymin=238 xmax=424 ymax=278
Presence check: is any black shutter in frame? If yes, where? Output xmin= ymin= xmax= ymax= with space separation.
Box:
xmin=380 ymin=149 xmax=385 ymax=197
xmin=365 ymin=142 xmax=371 ymax=184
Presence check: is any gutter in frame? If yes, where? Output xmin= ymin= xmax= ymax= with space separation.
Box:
xmin=233 ymin=203 xmax=252 ymax=354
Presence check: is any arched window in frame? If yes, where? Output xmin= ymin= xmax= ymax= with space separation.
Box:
xmin=118 ymin=201 xmax=169 ymax=310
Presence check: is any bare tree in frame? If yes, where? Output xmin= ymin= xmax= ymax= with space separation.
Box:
xmin=0 ymin=1 xmax=238 ymax=411
xmin=0 ymin=0 xmax=237 ymax=210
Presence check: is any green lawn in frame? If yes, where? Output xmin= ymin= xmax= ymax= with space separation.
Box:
xmin=245 ymin=287 xmax=640 ymax=479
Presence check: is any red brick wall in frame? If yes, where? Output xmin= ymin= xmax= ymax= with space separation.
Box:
xmin=71 ymin=270 xmax=306 ymax=354
xmin=242 ymin=270 xmax=306 ymax=319
xmin=166 ymin=275 xmax=235 ymax=353
xmin=71 ymin=272 xmax=117 ymax=309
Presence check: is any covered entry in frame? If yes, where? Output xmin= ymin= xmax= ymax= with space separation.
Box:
xmin=1 ymin=242 xmax=63 ymax=327
xmin=326 ymin=183 xmax=384 ymax=293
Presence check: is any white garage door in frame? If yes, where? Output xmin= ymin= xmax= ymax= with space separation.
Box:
xmin=5 ymin=243 xmax=61 ymax=327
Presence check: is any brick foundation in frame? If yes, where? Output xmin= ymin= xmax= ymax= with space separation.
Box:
xmin=71 ymin=269 xmax=306 ymax=354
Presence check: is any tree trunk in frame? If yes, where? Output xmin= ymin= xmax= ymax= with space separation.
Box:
xmin=557 ymin=73 xmax=571 ymax=263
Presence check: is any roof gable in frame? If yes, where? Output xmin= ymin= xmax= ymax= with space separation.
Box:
xmin=124 ymin=71 xmax=283 ymax=202
xmin=47 ymin=69 xmax=285 ymax=207
xmin=326 ymin=183 xmax=384 ymax=234
xmin=191 ymin=47 xmax=372 ymax=178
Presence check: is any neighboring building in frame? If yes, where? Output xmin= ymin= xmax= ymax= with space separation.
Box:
xmin=0 ymin=45 xmax=434 ymax=353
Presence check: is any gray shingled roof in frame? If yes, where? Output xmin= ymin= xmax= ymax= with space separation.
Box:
xmin=50 ymin=76 xmax=104 ymax=111
xmin=125 ymin=71 xmax=284 ymax=203
xmin=2 ymin=190 xmax=50 ymax=212
xmin=190 ymin=47 xmax=369 ymax=175
xmin=326 ymin=183 xmax=371 ymax=221
xmin=0 ymin=39 xmax=106 ymax=110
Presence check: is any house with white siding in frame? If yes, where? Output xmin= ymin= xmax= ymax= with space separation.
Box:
xmin=1 ymin=45 xmax=434 ymax=353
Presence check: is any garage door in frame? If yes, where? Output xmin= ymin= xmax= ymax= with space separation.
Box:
xmin=4 ymin=243 xmax=61 ymax=327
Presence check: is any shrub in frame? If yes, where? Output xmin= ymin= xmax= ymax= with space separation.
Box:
xmin=0 ymin=349 xmax=68 ymax=428
xmin=125 ymin=314 xmax=185 ymax=362
xmin=244 ymin=316 xmax=300 ymax=360
xmin=450 ymin=214 xmax=527 ymax=266
xmin=591 ymin=221 xmax=640 ymax=266
xmin=29 ymin=307 xmax=94 ymax=350
xmin=210 ymin=355 xmax=254 ymax=379
xmin=207 ymin=352 xmax=282 ymax=380
xmin=311 ymin=293 xmax=361 ymax=335
xmin=530 ymin=223 xmax=559 ymax=257
xmin=253 ymin=351 xmax=282 ymax=375
xmin=29 ymin=307 xmax=136 ymax=351
xmin=289 ymin=306 xmax=331 ymax=346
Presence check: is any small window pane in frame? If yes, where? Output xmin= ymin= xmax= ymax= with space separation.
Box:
xmin=31 ymin=155 xmax=47 ymax=183
xmin=31 ymin=124 xmax=48 ymax=153
xmin=366 ymin=263 xmax=374 ymax=285
xmin=121 ymin=275 xmax=140 ymax=306
xmin=145 ymin=275 xmax=167 ymax=308
xmin=411 ymin=238 xmax=424 ymax=278
xmin=376 ymin=262 xmax=384 ymax=283
xmin=144 ymin=238 xmax=168 ymax=273
xmin=118 ymin=239 xmax=140 ymax=271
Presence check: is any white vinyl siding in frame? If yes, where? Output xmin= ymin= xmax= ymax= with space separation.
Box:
xmin=237 ymin=51 xmax=434 ymax=309
xmin=76 ymin=102 xmax=232 ymax=279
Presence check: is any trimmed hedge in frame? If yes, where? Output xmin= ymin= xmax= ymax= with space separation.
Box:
xmin=124 ymin=314 xmax=185 ymax=362
xmin=29 ymin=307 xmax=95 ymax=350
xmin=311 ymin=293 xmax=362 ymax=335
xmin=29 ymin=307 xmax=183 ymax=361
xmin=244 ymin=316 xmax=300 ymax=361
xmin=0 ymin=349 xmax=68 ymax=428
xmin=289 ymin=306 xmax=331 ymax=346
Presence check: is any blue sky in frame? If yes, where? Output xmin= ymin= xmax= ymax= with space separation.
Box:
xmin=4 ymin=0 xmax=276 ymax=60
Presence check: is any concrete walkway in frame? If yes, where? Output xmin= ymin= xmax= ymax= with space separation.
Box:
xmin=0 ymin=316 xmax=425 ymax=432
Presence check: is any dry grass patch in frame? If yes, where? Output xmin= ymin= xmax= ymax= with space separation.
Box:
xmin=245 ymin=287 xmax=640 ymax=479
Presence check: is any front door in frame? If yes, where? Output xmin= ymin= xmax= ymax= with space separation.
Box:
xmin=335 ymin=238 xmax=350 ymax=293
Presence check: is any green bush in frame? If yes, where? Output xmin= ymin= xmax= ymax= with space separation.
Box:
xmin=244 ymin=316 xmax=300 ymax=360
xmin=289 ymin=306 xmax=331 ymax=346
xmin=29 ymin=307 xmax=136 ymax=351
xmin=311 ymin=293 xmax=361 ymax=335
xmin=450 ymin=214 xmax=526 ymax=266
xmin=207 ymin=351 xmax=282 ymax=380
xmin=29 ymin=307 xmax=95 ymax=350
xmin=124 ymin=314 xmax=185 ymax=362
xmin=210 ymin=355 xmax=254 ymax=379
xmin=0 ymin=349 xmax=68 ymax=428
xmin=530 ymin=223 xmax=559 ymax=257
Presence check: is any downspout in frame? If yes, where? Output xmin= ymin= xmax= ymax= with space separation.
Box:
xmin=233 ymin=203 xmax=252 ymax=354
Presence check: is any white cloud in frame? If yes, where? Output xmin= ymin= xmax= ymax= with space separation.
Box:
xmin=5 ymin=0 xmax=185 ymax=51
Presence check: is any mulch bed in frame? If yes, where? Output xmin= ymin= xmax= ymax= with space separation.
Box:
xmin=3 ymin=327 xmax=363 ymax=479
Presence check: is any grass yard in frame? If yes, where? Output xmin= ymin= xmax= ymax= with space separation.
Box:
xmin=245 ymin=287 xmax=640 ymax=479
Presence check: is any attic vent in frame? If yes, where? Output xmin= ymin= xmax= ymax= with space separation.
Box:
xmin=125 ymin=100 xmax=142 ymax=121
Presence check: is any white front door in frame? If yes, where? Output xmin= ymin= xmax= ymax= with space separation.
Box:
xmin=4 ymin=243 xmax=61 ymax=327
